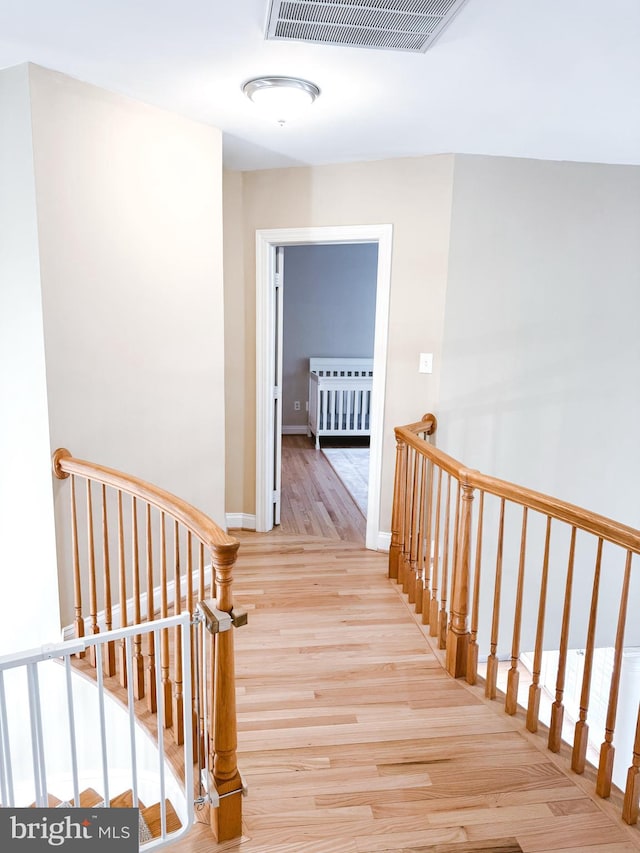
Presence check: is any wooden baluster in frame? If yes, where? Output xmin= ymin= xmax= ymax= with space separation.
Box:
xmin=401 ymin=448 xmax=415 ymax=593
xmin=505 ymin=506 xmax=528 ymax=713
xmin=70 ymin=475 xmax=86 ymax=657
xmin=414 ymin=455 xmax=428 ymax=614
xmin=572 ymin=538 xmax=603 ymax=773
xmin=446 ymin=477 xmax=473 ymax=678
xmin=486 ymin=498 xmax=505 ymax=700
xmin=526 ymin=516 xmax=552 ymax=733
xmin=466 ymin=491 xmax=485 ymax=685
xmin=173 ymin=521 xmax=184 ymax=745
xmin=421 ymin=459 xmax=434 ymax=623
xmin=389 ymin=435 xmax=406 ymax=581
xmin=549 ymin=526 xmax=577 ymax=752
xmin=145 ymin=503 xmax=157 ymax=713
xmin=101 ymin=485 xmax=115 ymax=676
xmin=407 ymin=449 xmax=421 ymax=603
xmin=200 ymin=542 xmax=207 ymax=599
xmin=622 ymin=704 xmax=640 ymax=825
xmin=596 ymin=550 xmax=633 ymax=798
xmin=117 ymin=490 xmax=128 ymax=688
xmin=160 ymin=512 xmax=173 ymax=728
xmin=449 ymin=480 xmax=461 ymax=628
xmin=186 ymin=531 xmax=194 ymax=616
xmin=429 ymin=467 xmax=443 ymax=636
xmin=131 ymin=496 xmax=144 ymax=700
xmin=86 ymin=481 xmax=99 ymax=667
xmin=210 ymin=541 xmax=242 ymax=842
xmin=438 ymin=474 xmax=452 ymax=650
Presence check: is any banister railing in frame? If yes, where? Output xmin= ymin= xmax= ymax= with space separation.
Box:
xmin=390 ymin=415 xmax=640 ymax=826
xmin=52 ymin=449 xmax=243 ymax=842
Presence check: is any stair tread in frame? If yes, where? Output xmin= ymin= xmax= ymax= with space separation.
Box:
xmin=141 ymin=799 xmax=182 ymax=838
xmin=36 ymin=789 xmax=149 ymax=811
xmin=29 ymin=794 xmax=63 ymax=807
xmin=74 ymin=787 xmax=104 ymax=808
xmin=109 ymin=789 xmax=146 ymax=809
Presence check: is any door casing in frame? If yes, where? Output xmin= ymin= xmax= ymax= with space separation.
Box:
xmin=255 ymin=224 xmax=393 ymax=550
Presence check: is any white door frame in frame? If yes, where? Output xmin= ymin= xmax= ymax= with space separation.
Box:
xmin=255 ymin=224 xmax=393 ymax=550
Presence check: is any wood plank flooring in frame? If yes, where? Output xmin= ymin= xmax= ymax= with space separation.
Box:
xmin=279 ymin=435 xmax=365 ymax=543
xmin=172 ymin=532 xmax=640 ymax=853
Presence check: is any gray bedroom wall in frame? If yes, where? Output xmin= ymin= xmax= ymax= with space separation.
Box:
xmin=282 ymin=243 xmax=378 ymax=429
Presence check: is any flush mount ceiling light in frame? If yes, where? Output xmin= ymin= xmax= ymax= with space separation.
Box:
xmin=242 ymin=76 xmax=320 ymax=125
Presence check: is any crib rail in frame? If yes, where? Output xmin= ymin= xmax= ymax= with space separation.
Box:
xmin=390 ymin=415 xmax=640 ymax=825
xmin=52 ymin=449 xmax=244 ymax=842
xmin=308 ymin=374 xmax=372 ymax=449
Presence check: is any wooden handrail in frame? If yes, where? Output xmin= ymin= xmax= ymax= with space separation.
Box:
xmin=395 ymin=421 xmax=640 ymax=554
xmin=390 ymin=415 xmax=640 ymax=827
xmin=52 ymin=448 xmax=242 ymax=842
xmin=53 ymin=449 xmax=239 ymax=556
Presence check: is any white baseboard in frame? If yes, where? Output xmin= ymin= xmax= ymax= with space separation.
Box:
xmin=62 ymin=564 xmax=213 ymax=641
xmin=377 ymin=531 xmax=391 ymax=552
xmin=226 ymin=513 xmax=256 ymax=531
xmin=281 ymin=425 xmax=308 ymax=435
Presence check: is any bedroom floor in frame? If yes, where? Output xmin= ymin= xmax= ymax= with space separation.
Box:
xmin=320 ymin=443 xmax=369 ymax=515
xmin=279 ymin=435 xmax=366 ymax=543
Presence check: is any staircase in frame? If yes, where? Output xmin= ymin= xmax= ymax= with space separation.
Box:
xmin=29 ymin=789 xmax=181 ymax=842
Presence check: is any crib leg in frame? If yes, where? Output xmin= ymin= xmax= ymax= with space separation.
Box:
xmin=315 ymin=435 xmax=320 ymax=450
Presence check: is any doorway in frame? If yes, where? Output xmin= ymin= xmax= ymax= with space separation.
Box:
xmin=255 ymin=224 xmax=393 ymax=550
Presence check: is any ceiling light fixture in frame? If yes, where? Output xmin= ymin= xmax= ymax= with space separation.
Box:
xmin=242 ymin=76 xmax=320 ymax=126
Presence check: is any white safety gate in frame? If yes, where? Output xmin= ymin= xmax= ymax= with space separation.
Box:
xmin=0 ymin=612 xmax=211 ymax=849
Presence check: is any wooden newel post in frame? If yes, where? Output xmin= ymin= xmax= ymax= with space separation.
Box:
xmin=446 ymin=478 xmax=473 ymax=678
xmin=210 ymin=540 xmax=243 ymax=842
xmin=389 ymin=434 xmax=407 ymax=581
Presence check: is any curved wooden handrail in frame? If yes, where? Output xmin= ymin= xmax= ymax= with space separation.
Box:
xmin=395 ymin=417 xmax=640 ymax=554
xmin=52 ymin=448 xmax=239 ymax=556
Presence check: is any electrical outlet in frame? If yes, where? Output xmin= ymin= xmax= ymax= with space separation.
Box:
xmin=419 ymin=353 xmax=433 ymax=374
xmin=294 ymin=401 xmax=301 ymax=411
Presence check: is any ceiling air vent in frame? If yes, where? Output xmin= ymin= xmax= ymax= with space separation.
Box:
xmin=265 ymin=0 xmax=470 ymax=53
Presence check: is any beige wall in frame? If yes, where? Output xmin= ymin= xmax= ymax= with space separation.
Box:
xmin=28 ymin=65 xmax=227 ymax=625
xmin=223 ymin=170 xmax=249 ymax=516
xmin=0 ymin=64 xmax=60 ymax=651
xmin=223 ymin=155 xmax=456 ymax=533
xmin=439 ymin=153 xmax=640 ymax=650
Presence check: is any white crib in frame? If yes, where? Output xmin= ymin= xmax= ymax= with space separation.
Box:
xmin=307 ymin=357 xmax=373 ymax=449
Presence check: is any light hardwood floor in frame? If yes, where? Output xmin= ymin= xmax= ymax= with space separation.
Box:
xmin=173 ymin=531 xmax=640 ymax=853
xmin=279 ymin=435 xmax=366 ymax=543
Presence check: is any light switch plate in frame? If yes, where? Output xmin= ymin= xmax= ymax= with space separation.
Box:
xmin=419 ymin=352 xmax=433 ymax=374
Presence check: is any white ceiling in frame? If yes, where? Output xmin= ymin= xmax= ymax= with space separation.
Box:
xmin=1 ymin=0 xmax=639 ymax=171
